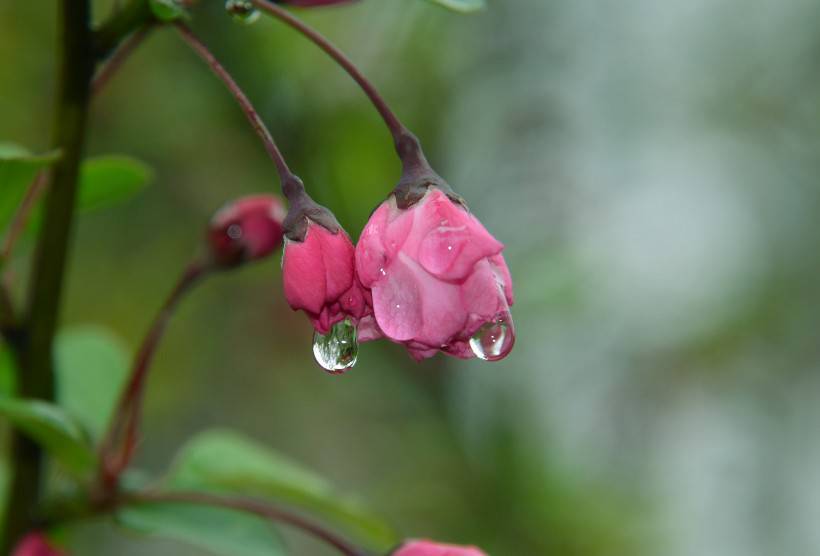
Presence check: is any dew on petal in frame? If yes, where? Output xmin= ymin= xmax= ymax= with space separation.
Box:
xmin=469 ymin=314 xmax=515 ymax=361
xmin=225 ymin=0 xmax=260 ymax=24
xmin=312 ymin=319 xmax=358 ymax=373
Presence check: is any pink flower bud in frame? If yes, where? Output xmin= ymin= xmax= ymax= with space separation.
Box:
xmin=393 ymin=539 xmax=488 ymax=556
xmin=12 ymin=533 xmax=65 ymax=556
xmin=208 ymin=195 xmax=286 ymax=268
xmin=356 ymin=187 xmax=514 ymax=361
xmin=282 ymin=221 xmax=375 ymax=335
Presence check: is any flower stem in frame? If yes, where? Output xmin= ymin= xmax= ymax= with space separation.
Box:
xmin=0 ymin=172 xmax=49 ymax=268
xmin=1 ymin=0 xmax=95 ymax=551
xmin=130 ymin=490 xmax=370 ymax=556
xmin=92 ymin=24 xmax=153 ymax=95
xmin=98 ymin=260 xmax=209 ymax=494
xmin=250 ymin=0 xmax=434 ymax=184
xmin=175 ymin=22 xmax=298 ymax=186
xmin=93 ymin=0 xmax=153 ymax=59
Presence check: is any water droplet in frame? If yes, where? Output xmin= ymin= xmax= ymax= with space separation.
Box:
xmin=227 ymin=223 xmax=243 ymax=240
xmin=312 ymin=319 xmax=358 ymax=374
xmin=225 ymin=0 xmax=260 ymax=24
xmin=379 ymin=267 xmax=387 ymax=276
xmin=470 ymin=315 xmax=515 ymax=361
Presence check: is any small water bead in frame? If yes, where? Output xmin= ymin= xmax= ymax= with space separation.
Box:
xmin=469 ymin=314 xmax=515 ymax=361
xmin=227 ymin=223 xmax=243 ymax=240
xmin=312 ymin=319 xmax=358 ymax=373
xmin=225 ymin=0 xmax=260 ymax=24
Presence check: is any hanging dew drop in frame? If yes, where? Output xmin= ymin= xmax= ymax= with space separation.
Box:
xmin=470 ymin=314 xmax=515 ymax=361
xmin=225 ymin=0 xmax=260 ymax=25
xmin=312 ymin=319 xmax=358 ymax=374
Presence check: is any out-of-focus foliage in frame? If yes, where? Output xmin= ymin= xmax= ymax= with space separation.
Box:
xmin=2 ymin=0 xmax=820 ymax=554
xmin=118 ymin=502 xmax=286 ymax=556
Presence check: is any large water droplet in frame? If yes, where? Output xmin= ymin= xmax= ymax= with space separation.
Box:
xmin=225 ymin=0 xmax=260 ymax=24
xmin=312 ymin=319 xmax=358 ymax=374
xmin=469 ymin=314 xmax=515 ymax=361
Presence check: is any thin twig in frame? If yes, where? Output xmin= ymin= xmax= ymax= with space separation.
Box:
xmin=251 ymin=0 xmax=408 ymax=146
xmin=130 ymin=490 xmax=370 ymax=556
xmin=175 ymin=22 xmax=297 ymax=184
xmin=93 ymin=25 xmax=152 ymax=95
xmin=0 ymin=172 xmax=49 ymax=267
xmin=98 ymin=260 xmax=209 ymax=490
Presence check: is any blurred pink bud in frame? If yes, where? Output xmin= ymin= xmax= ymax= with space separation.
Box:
xmin=283 ymin=221 xmax=376 ymax=336
xmin=208 ymin=195 xmax=286 ymax=267
xmin=356 ymin=187 xmax=514 ymax=361
xmin=12 ymin=533 xmax=65 ymax=556
xmin=393 ymin=539 xmax=488 ymax=556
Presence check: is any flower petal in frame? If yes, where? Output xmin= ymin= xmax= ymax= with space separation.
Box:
xmin=282 ymin=233 xmax=327 ymax=315
xmin=371 ymin=257 xmax=423 ymax=342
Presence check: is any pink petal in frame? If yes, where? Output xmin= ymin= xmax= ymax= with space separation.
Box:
xmin=489 ymin=253 xmax=514 ymax=306
xmin=318 ymin=227 xmax=355 ymax=301
xmin=357 ymin=315 xmax=383 ymax=342
xmin=403 ymin=256 xmax=467 ymax=347
xmin=460 ymin=259 xmax=507 ymax=324
xmin=283 ymin=233 xmax=327 ymax=315
xmin=411 ymin=191 xmax=503 ymax=282
xmin=371 ymin=257 xmax=423 ymax=342
xmin=418 ymin=224 xmax=503 ymax=283
xmin=394 ymin=539 xmax=487 ymax=556
xmin=356 ymin=201 xmax=391 ymax=287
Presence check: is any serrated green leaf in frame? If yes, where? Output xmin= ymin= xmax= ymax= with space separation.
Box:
xmin=0 ymin=397 xmax=95 ymax=474
xmin=118 ymin=501 xmax=286 ymax=556
xmin=423 ymin=0 xmax=486 ymax=13
xmin=78 ymin=155 xmax=153 ymax=212
xmin=149 ymin=0 xmax=189 ymax=22
xmin=168 ymin=429 xmax=397 ymax=550
xmin=55 ymin=326 xmax=131 ymax=440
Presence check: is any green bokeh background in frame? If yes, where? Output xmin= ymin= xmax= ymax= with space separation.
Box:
xmin=4 ymin=1 xmax=820 ymax=555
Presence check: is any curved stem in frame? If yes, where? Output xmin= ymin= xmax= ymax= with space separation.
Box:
xmin=92 ymin=25 xmax=152 ymax=95
xmin=0 ymin=172 xmax=49 ymax=270
xmin=130 ymin=490 xmax=370 ymax=556
xmin=175 ymin=22 xmax=297 ymax=186
xmin=250 ymin=0 xmax=416 ymax=154
xmin=98 ymin=260 xmax=209 ymax=493
xmin=93 ymin=0 xmax=153 ymax=59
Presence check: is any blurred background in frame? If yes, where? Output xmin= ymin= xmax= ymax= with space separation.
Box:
xmin=3 ymin=0 xmax=820 ymax=554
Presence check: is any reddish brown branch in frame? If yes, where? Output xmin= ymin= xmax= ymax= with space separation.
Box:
xmin=175 ymin=22 xmax=297 ymax=185
xmin=98 ymin=260 xmax=209 ymax=491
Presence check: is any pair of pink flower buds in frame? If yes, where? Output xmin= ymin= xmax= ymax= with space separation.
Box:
xmin=13 ymin=532 xmax=487 ymax=556
xmin=208 ymin=180 xmax=515 ymax=367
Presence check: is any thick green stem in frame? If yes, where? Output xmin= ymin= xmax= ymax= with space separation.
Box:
xmin=0 ymin=0 xmax=94 ymax=551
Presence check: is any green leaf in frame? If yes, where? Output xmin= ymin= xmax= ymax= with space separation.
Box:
xmin=423 ymin=0 xmax=486 ymax=13
xmin=118 ymin=501 xmax=286 ymax=556
xmin=0 ymin=142 xmax=60 ymax=228
xmin=169 ymin=430 xmax=397 ymax=550
xmin=149 ymin=0 xmax=189 ymax=22
xmin=0 ymin=397 xmax=95 ymax=474
xmin=77 ymin=155 xmax=153 ymax=212
xmin=56 ymin=326 xmax=131 ymax=440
